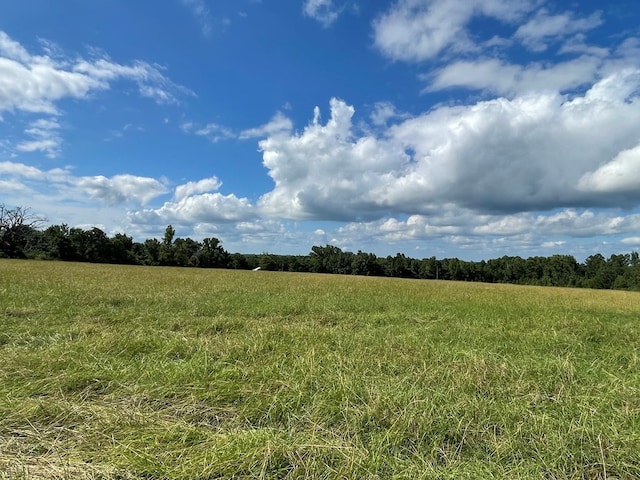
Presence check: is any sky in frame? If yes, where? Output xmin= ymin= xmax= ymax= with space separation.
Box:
xmin=1 ymin=0 xmax=640 ymax=261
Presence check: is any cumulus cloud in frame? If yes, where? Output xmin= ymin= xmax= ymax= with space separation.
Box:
xmin=0 ymin=160 xmax=68 ymax=182
xmin=0 ymin=159 xmax=258 ymax=245
xmin=334 ymin=209 xmax=640 ymax=254
xmin=256 ymin=70 xmax=640 ymax=222
xmin=129 ymin=192 xmax=255 ymax=225
xmin=258 ymin=97 xmax=409 ymax=220
xmin=0 ymin=162 xmax=46 ymax=180
xmin=472 ymin=209 xmax=638 ymax=238
xmin=369 ymin=101 xmax=409 ymax=126
xmin=0 ymin=161 xmax=167 ymax=206
xmin=0 ymin=56 xmax=99 ymax=115
xmin=174 ymin=177 xmax=222 ymax=201
xmin=578 ymin=145 xmax=640 ymax=194
xmin=541 ymin=241 xmax=566 ymax=248
xmin=75 ymin=175 xmax=168 ymax=205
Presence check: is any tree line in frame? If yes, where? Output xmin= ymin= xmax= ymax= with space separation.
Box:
xmin=2 ymin=204 xmax=640 ymax=290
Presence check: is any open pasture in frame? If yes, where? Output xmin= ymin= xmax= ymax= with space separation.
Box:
xmin=1 ymin=259 xmax=639 ymax=479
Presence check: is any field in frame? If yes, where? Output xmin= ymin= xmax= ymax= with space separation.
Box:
xmin=1 ymin=259 xmax=639 ymax=479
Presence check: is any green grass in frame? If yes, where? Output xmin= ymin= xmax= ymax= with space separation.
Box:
xmin=1 ymin=259 xmax=639 ymax=479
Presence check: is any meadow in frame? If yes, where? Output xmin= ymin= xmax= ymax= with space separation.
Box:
xmin=0 ymin=259 xmax=639 ymax=479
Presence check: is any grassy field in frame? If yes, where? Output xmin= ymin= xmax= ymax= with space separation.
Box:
xmin=0 ymin=259 xmax=639 ymax=479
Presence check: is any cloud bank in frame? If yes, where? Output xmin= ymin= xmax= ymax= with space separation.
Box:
xmin=254 ymin=69 xmax=640 ymax=222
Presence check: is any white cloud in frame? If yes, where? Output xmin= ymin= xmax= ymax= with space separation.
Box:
xmin=0 ymin=162 xmax=44 ymax=179
xmin=303 ymin=0 xmax=341 ymax=28
xmin=541 ymin=241 xmax=566 ymax=248
xmin=0 ymin=160 xmax=259 ymax=245
xmin=180 ymin=121 xmax=194 ymax=133
xmin=373 ymin=1 xmax=607 ymax=65
xmin=181 ymin=0 xmax=213 ymax=37
xmin=390 ymin=70 xmax=640 ymax=211
xmin=26 ymin=118 xmax=60 ymax=131
xmin=0 ymin=160 xmax=66 ymax=181
xmin=373 ymin=0 xmax=532 ymax=62
xmin=0 ymin=161 xmax=167 ymax=206
xmin=0 ymin=55 xmax=101 ymax=114
xmin=193 ymin=123 xmax=235 ymax=142
xmin=0 ymin=179 xmax=28 ymax=193
xmin=472 ymin=210 xmax=638 ymax=238
xmin=559 ymin=34 xmax=610 ymax=57
xmin=193 ymin=218 xmax=288 ymax=247
xmin=369 ymin=101 xmax=409 ymax=126
xmin=16 ymin=117 xmax=62 ymax=158
xmin=370 ymin=0 xmax=623 ymax=112
xmin=182 ymin=120 xmax=236 ymax=143
xmin=514 ymin=9 xmax=603 ymax=52
xmin=621 ymin=237 xmax=640 ymax=246
xmin=371 ymin=1 xmax=639 ymax=115
xmin=578 ymin=144 xmax=640 ymax=194
xmin=0 ymin=31 xmax=33 ymax=63
xmin=426 ymin=55 xmax=602 ymax=96
xmin=239 ymin=112 xmax=293 ymax=139
xmin=129 ymin=192 xmax=255 ymax=225
xmin=334 ymin=209 xmax=640 ymax=255
xmin=15 ymin=139 xmax=60 ymax=157
xmin=73 ymin=58 xmax=192 ymax=105
xmin=258 ymin=97 xmax=408 ymax=220
xmin=256 ymin=70 xmax=640 ymax=222
xmin=174 ymin=177 xmax=222 ymax=201
xmin=75 ymin=175 xmax=168 ymax=206
xmin=0 ymin=30 xmax=191 ymax=117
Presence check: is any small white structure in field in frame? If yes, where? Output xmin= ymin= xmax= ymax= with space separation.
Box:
xmin=252 ymin=266 xmax=261 ymax=271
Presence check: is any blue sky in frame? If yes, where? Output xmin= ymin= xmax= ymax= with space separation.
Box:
xmin=2 ymin=0 xmax=640 ymax=261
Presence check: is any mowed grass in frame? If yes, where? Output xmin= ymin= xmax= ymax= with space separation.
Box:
xmin=0 ymin=260 xmax=639 ymax=479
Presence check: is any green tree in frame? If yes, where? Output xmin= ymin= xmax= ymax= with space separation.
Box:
xmin=258 ymin=253 xmax=281 ymax=271
xmin=136 ymin=238 xmax=161 ymax=265
xmin=351 ymin=251 xmax=380 ymax=276
xmin=159 ymin=225 xmax=176 ymax=265
xmin=229 ymin=252 xmax=250 ymax=270
xmin=584 ymin=254 xmax=609 ymax=289
xmin=626 ymin=252 xmax=640 ymax=290
xmin=109 ymin=233 xmax=135 ymax=264
xmin=42 ymin=224 xmax=74 ymax=260
xmin=418 ymin=256 xmax=439 ymax=280
xmin=385 ymin=253 xmax=414 ymax=278
xmin=0 ymin=205 xmax=46 ymax=258
xmin=200 ymin=237 xmax=230 ymax=268
xmin=173 ymin=237 xmax=201 ymax=266
xmin=81 ymin=228 xmax=110 ymax=263
xmin=544 ymin=255 xmax=579 ymax=287
xmin=310 ymin=245 xmax=352 ymax=274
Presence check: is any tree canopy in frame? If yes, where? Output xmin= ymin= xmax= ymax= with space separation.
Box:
xmin=2 ymin=204 xmax=640 ymax=291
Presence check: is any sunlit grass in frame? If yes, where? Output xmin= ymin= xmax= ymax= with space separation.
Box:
xmin=1 ymin=259 xmax=639 ymax=478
